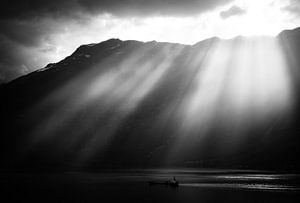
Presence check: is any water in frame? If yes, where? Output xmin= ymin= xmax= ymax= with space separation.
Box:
xmin=0 ymin=169 xmax=299 ymax=202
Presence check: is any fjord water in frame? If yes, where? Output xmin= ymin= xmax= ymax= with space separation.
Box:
xmin=0 ymin=169 xmax=299 ymax=202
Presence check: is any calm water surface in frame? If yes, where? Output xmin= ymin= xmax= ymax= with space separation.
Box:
xmin=0 ymin=169 xmax=299 ymax=202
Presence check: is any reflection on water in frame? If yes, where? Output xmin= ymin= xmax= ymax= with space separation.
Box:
xmin=181 ymin=183 xmax=300 ymax=191
xmin=0 ymin=169 xmax=299 ymax=202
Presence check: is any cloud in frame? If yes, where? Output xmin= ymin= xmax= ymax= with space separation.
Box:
xmin=0 ymin=0 xmax=80 ymax=20
xmin=0 ymin=35 xmax=44 ymax=83
xmin=282 ymin=0 xmax=300 ymax=16
xmin=0 ymin=0 xmax=232 ymax=20
xmin=0 ymin=19 xmax=60 ymax=47
xmin=0 ymin=17 xmax=69 ymax=83
xmin=77 ymin=0 xmax=232 ymax=17
xmin=220 ymin=5 xmax=246 ymax=19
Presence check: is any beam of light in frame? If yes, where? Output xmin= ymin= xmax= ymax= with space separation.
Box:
xmin=25 ymin=42 xmax=185 ymax=166
xmin=28 ymin=43 xmax=160 ymax=144
xmin=165 ymin=36 xmax=294 ymax=163
xmin=75 ymin=44 xmax=185 ymax=163
xmin=180 ymin=39 xmax=234 ymax=134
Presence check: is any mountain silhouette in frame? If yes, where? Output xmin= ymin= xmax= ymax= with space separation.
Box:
xmin=1 ymin=28 xmax=300 ymax=172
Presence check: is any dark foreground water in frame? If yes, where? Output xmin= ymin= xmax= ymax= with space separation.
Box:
xmin=0 ymin=169 xmax=299 ymax=202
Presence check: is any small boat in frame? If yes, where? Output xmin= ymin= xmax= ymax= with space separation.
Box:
xmin=147 ymin=179 xmax=179 ymax=187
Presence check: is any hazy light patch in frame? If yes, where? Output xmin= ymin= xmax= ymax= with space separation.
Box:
xmin=54 ymin=0 xmax=299 ymax=45
xmin=217 ymin=0 xmax=298 ymax=38
xmin=162 ymin=37 xmax=294 ymax=165
xmin=85 ymin=44 xmax=184 ymax=111
xmin=76 ymin=44 xmax=185 ymax=163
xmin=28 ymin=44 xmax=157 ymax=146
xmin=27 ymin=43 xmax=185 ymax=165
xmin=248 ymin=38 xmax=293 ymax=119
xmin=183 ymin=40 xmax=233 ymax=131
xmin=178 ymin=37 xmax=293 ymax=139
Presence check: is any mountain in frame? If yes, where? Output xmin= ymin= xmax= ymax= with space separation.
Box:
xmin=1 ymin=28 xmax=300 ymax=172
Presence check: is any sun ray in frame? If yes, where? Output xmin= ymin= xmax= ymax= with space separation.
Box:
xmin=164 ymin=36 xmax=294 ymax=164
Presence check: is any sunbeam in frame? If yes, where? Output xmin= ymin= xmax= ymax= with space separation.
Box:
xmin=181 ymin=37 xmax=293 ymax=134
xmin=24 ymin=41 xmax=185 ymax=166
xmin=165 ymin=36 xmax=294 ymax=164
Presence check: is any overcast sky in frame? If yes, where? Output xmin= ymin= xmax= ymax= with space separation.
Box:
xmin=0 ymin=0 xmax=299 ymax=83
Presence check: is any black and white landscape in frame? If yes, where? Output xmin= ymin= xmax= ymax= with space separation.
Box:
xmin=0 ymin=0 xmax=300 ymax=202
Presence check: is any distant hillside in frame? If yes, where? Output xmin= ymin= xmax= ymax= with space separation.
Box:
xmin=1 ymin=28 xmax=300 ymax=172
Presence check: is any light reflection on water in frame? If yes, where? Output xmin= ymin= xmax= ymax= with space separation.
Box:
xmin=181 ymin=183 xmax=300 ymax=191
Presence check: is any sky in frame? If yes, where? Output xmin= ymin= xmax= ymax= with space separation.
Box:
xmin=0 ymin=0 xmax=299 ymax=83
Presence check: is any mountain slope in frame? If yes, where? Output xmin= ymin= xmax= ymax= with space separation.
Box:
xmin=1 ymin=29 xmax=300 ymax=171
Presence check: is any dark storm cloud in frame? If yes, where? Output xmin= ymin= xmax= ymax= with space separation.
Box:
xmin=0 ymin=39 xmax=31 ymax=82
xmin=0 ymin=19 xmax=56 ymax=47
xmin=220 ymin=5 xmax=246 ymax=19
xmin=0 ymin=0 xmax=80 ymax=20
xmin=0 ymin=17 xmax=70 ymax=83
xmin=77 ymin=0 xmax=232 ymax=17
xmin=0 ymin=0 xmax=232 ymax=19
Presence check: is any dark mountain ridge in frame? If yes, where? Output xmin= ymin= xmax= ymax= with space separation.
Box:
xmin=1 ymin=28 xmax=300 ymax=172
